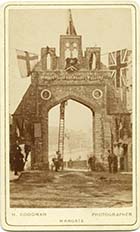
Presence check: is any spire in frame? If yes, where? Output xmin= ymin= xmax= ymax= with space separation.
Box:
xmin=66 ymin=9 xmax=77 ymax=35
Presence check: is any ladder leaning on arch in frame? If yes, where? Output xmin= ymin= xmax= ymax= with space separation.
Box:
xmin=57 ymin=101 xmax=67 ymax=158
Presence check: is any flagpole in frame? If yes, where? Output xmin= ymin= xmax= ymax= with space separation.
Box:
xmin=36 ymin=73 xmax=39 ymax=118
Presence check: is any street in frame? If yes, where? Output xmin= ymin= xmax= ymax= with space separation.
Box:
xmin=10 ymin=170 xmax=132 ymax=208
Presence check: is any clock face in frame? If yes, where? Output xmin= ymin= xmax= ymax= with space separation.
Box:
xmin=41 ymin=89 xmax=51 ymax=100
xmin=92 ymin=89 xmax=103 ymax=99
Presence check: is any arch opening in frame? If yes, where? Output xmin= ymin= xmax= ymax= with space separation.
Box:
xmin=48 ymin=99 xmax=94 ymax=170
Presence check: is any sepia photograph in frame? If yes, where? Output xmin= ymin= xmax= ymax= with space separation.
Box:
xmin=0 ymin=2 xmax=139 ymax=231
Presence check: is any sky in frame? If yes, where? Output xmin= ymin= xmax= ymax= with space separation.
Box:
xmin=8 ymin=6 xmax=133 ymax=130
xmin=49 ymin=100 xmax=92 ymax=131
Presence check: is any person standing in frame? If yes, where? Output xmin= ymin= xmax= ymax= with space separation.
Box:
xmin=14 ymin=150 xmax=24 ymax=175
xmin=119 ymin=144 xmax=124 ymax=171
xmin=107 ymin=150 xmax=113 ymax=173
xmin=56 ymin=151 xmax=64 ymax=171
xmin=56 ymin=151 xmax=61 ymax=160
xmin=13 ymin=140 xmax=24 ymax=175
xmin=88 ymin=154 xmax=96 ymax=171
xmin=52 ymin=157 xmax=59 ymax=172
xmin=91 ymin=155 xmax=96 ymax=171
xmin=88 ymin=155 xmax=93 ymax=171
xmin=113 ymin=143 xmax=119 ymax=170
xmin=112 ymin=153 xmax=118 ymax=173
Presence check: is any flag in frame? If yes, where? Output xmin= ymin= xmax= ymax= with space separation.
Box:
xmin=108 ymin=49 xmax=129 ymax=88
xmin=16 ymin=49 xmax=38 ymax=78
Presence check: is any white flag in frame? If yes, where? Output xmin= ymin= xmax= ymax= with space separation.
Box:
xmin=16 ymin=49 xmax=38 ymax=78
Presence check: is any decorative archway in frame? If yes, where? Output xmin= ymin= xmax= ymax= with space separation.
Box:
xmin=12 ymin=9 xmax=130 ymax=172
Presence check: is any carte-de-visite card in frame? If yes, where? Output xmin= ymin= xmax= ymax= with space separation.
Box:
xmin=0 ymin=1 xmax=140 ymax=231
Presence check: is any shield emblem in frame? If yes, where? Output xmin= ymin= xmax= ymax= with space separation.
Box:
xmin=65 ymin=57 xmax=79 ymax=72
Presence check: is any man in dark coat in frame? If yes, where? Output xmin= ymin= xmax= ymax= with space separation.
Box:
xmin=14 ymin=150 xmax=24 ymax=175
xmin=107 ymin=150 xmax=113 ymax=173
xmin=88 ymin=154 xmax=96 ymax=171
xmin=13 ymin=140 xmax=24 ymax=175
xmin=91 ymin=155 xmax=96 ymax=171
xmin=88 ymin=155 xmax=93 ymax=171
xmin=112 ymin=153 xmax=118 ymax=173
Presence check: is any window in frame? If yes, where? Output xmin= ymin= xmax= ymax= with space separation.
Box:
xmin=65 ymin=48 xmax=71 ymax=58
xmin=92 ymin=53 xmax=96 ymax=69
xmin=46 ymin=53 xmax=51 ymax=70
xmin=72 ymin=48 xmax=78 ymax=58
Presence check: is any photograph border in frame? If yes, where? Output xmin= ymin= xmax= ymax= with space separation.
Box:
xmin=1 ymin=1 xmax=139 ymax=230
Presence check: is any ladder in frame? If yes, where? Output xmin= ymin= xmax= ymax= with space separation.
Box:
xmin=58 ymin=101 xmax=67 ymax=158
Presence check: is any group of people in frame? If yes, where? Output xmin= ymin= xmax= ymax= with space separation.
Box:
xmin=10 ymin=140 xmax=31 ymax=175
xmin=10 ymin=142 xmax=119 ymax=175
xmin=50 ymin=151 xmax=64 ymax=172
xmin=88 ymin=150 xmax=118 ymax=173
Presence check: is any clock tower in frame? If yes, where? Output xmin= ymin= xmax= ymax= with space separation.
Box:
xmin=59 ymin=10 xmax=83 ymax=69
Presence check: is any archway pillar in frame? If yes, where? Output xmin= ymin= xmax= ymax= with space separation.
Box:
xmin=41 ymin=114 xmax=49 ymax=169
xmin=32 ymin=114 xmax=49 ymax=170
xmin=94 ymin=112 xmax=104 ymax=163
xmin=103 ymin=115 xmax=112 ymax=168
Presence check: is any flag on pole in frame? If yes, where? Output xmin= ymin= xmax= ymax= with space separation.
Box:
xmin=16 ymin=49 xmax=38 ymax=78
xmin=108 ymin=49 xmax=128 ymax=88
